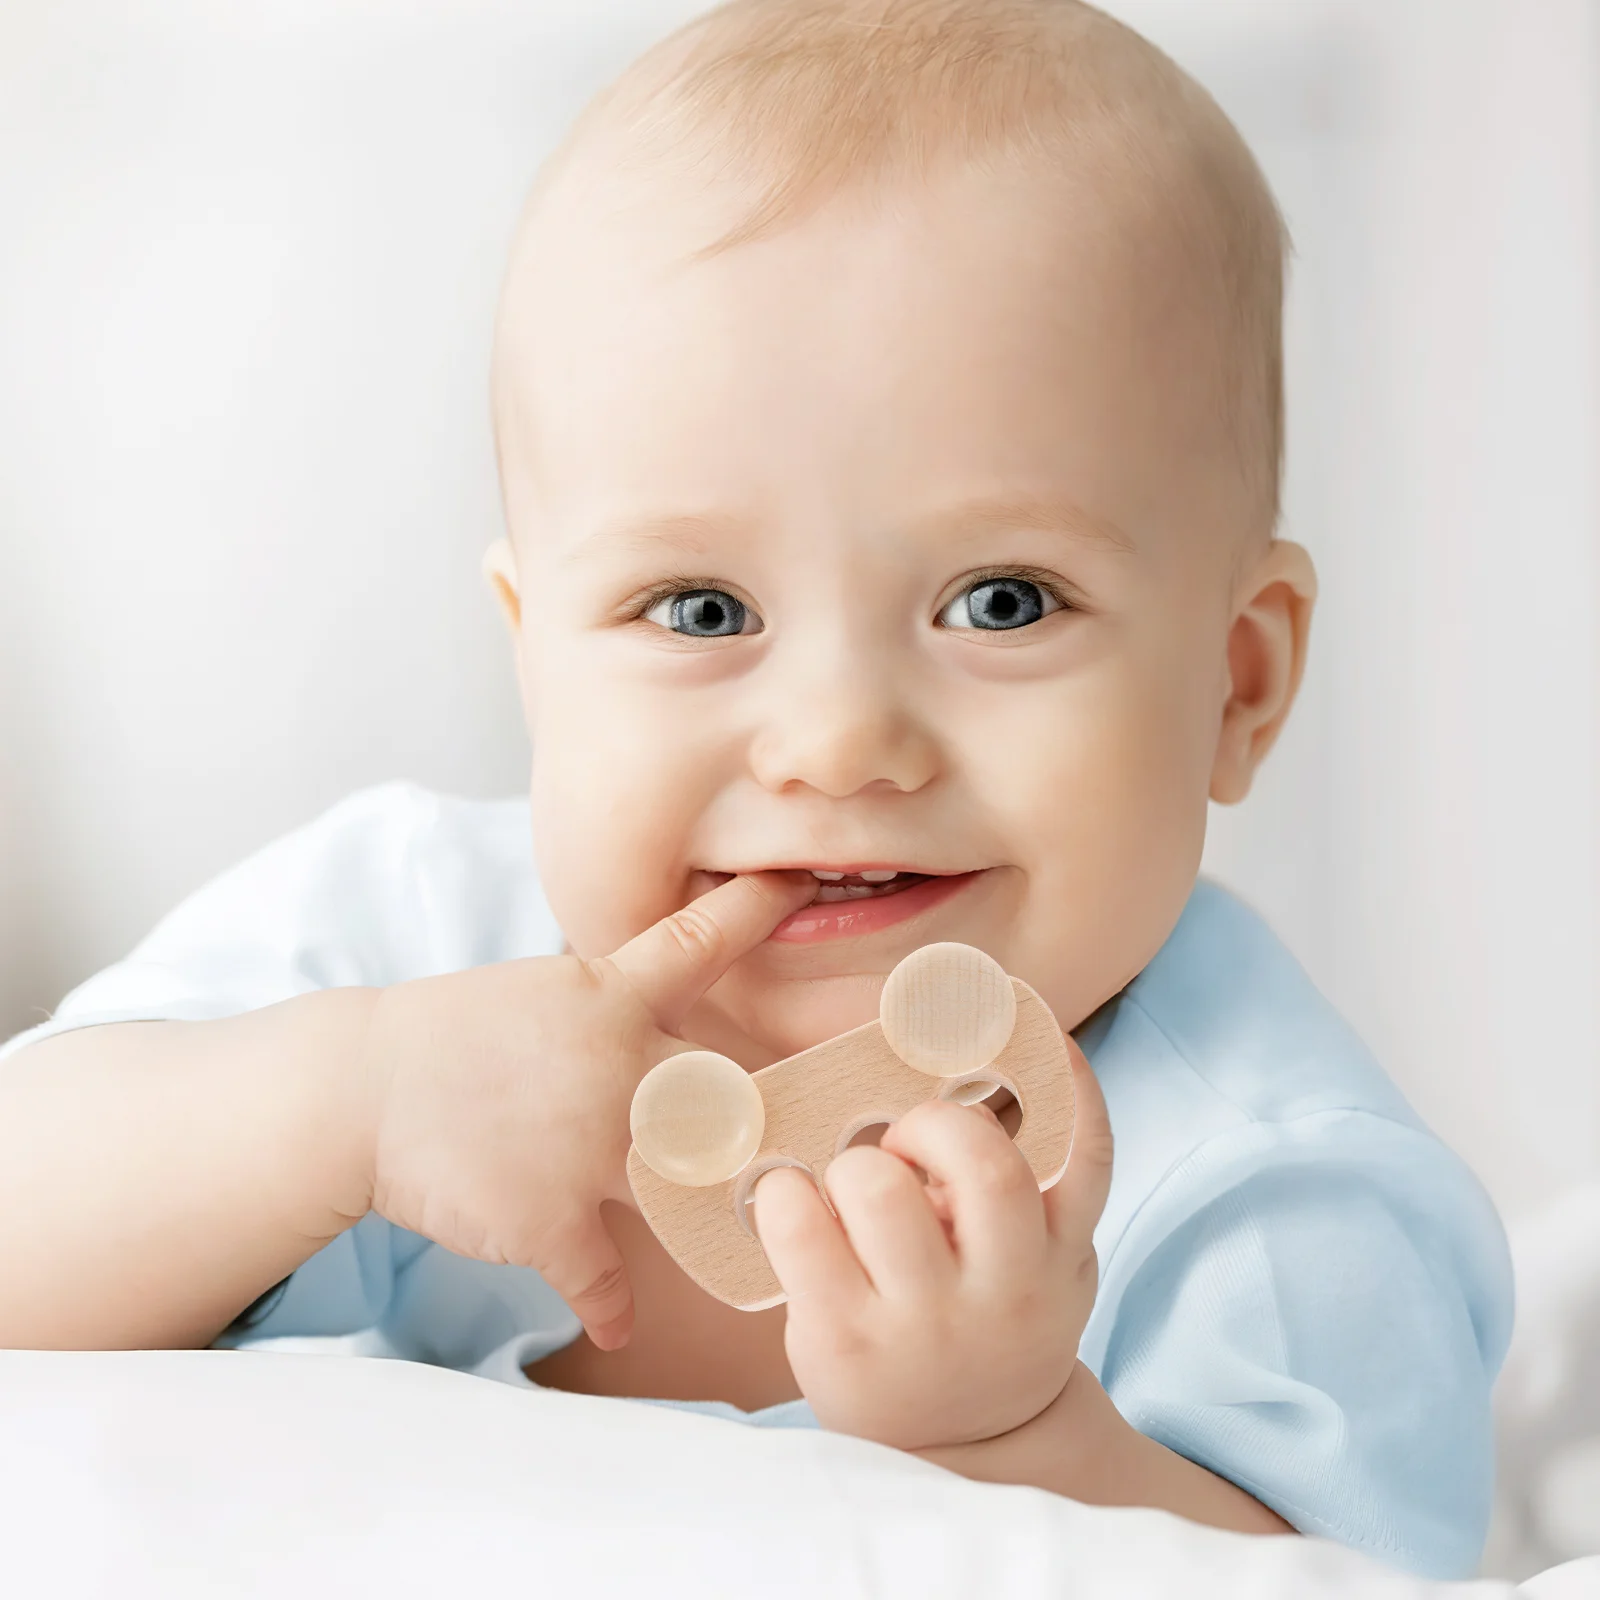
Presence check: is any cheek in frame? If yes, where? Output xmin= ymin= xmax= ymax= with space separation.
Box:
xmin=1012 ymin=676 xmax=1210 ymax=878
xmin=524 ymin=643 xmax=733 ymax=958
xmin=966 ymin=625 xmax=1224 ymax=1015
xmin=985 ymin=621 xmax=1218 ymax=827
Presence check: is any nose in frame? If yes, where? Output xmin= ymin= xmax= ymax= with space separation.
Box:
xmin=746 ymin=655 xmax=941 ymax=799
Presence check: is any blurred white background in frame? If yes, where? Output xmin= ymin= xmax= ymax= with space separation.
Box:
xmin=0 ymin=0 xmax=1596 ymax=1236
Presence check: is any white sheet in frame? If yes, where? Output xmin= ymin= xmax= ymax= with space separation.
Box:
xmin=1 ymin=1348 xmax=1594 ymax=1600
xmin=1490 ymin=1183 xmax=1600 ymax=1575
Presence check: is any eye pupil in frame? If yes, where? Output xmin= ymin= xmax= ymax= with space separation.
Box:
xmin=671 ymin=589 xmax=746 ymax=637
xmin=967 ymin=578 xmax=1043 ymax=630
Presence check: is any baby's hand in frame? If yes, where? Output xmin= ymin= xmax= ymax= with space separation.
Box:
xmin=359 ymin=871 xmax=815 ymax=1351
xmin=753 ymin=1042 xmax=1113 ymax=1451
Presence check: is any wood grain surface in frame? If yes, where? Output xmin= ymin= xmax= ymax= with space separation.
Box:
xmin=628 ymin=978 xmax=1075 ymax=1309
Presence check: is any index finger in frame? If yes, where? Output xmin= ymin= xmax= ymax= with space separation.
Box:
xmin=595 ymin=871 xmax=817 ymax=1032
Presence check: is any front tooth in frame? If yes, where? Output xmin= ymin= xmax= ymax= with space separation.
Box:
xmin=859 ymin=870 xmax=898 ymax=883
xmin=811 ymin=870 xmax=845 ymax=882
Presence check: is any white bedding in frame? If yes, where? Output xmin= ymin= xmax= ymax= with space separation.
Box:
xmin=1 ymin=1347 xmax=1594 ymax=1600
xmin=1489 ymin=1184 xmax=1600 ymax=1578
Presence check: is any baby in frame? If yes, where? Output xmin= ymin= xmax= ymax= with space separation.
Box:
xmin=0 ymin=0 xmax=1511 ymax=1578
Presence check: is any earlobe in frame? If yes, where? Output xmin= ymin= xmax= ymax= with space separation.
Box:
xmin=482 ymin=538 xmax=522 ymax=634
xmin=1210 ymin=540 xmax=1318 ymax=805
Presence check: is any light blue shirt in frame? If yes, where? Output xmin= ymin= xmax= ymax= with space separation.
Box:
xmin=0 ymin=784 xmax=1513 ymax=1578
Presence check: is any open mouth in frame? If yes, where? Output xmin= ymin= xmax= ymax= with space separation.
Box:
xmin=770 ymin=867 xmax=984 ymax=943
xmin=695 ymin=862 xmax=986 ymax=943
xmin=802 ymin=868 xmax=931 ymax=903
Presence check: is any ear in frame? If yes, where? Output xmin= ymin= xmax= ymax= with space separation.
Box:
xmin=482 ymin=537 xmax=522 ymax=634
xmin=1210 ymin=539 xmax=1318 ymax=805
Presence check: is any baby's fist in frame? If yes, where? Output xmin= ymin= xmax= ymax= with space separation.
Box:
xmin=754 ymin=1043 xmax=1113 ymax=1450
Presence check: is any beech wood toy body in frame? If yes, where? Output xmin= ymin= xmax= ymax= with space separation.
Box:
xmin=627 ymin=943 xmax=1076 ymax=1310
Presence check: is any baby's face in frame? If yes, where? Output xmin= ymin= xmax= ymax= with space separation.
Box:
xmin=496 ymin=162 xmax=1271 ymax=1061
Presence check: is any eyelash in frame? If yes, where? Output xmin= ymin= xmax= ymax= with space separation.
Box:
xmin=624 ymin=576 xmax=732 ymax=621
xmin=942 ymin=566 xmax=1077 ymax=621
xmin=622 ymin=567 xmax=1080 ymax=628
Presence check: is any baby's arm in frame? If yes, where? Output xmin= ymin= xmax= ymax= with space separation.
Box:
xmin=915 ymin=1362 xmax=1293 ymax=1535
xmin=753 ymin=1055 xmax=1293 ymax=1538
xmin=759 ymin=1070 xmax=1511 ymax=1565
xmin=0 ymin=993 xmax=378 ymax=1349
xmin=0 ymin=871 xmax=814 ymax=1353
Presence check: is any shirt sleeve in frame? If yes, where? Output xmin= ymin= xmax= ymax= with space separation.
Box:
xmin=0 ymin=782 xmax=555 ymax=1061
xmin=1087 ymin=1109 xmax=1514 ymax=1580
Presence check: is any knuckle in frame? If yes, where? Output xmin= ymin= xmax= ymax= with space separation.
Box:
xmin=968 ymin=1149 xmax=1031 ymax=1197
xmin=567 ymin=1258 xmax=628 ymax=1308
xmin=829 ymin=1148 xmax=906 ymax=1209
xmin=898 ymin=1098 xmax=940 ymax=1127
xmin=750 ymin=1165 xmax=810 ymax=1226
xmin=569 ymin=955 xmax=611 ymax=999
xmin=494 ymin=1233 xmax=540 ymax=1271
xmin=492 ymin=1211 xmax=568 ymax=1271
xmin=660 ymin=906 xmax=725 ymax=966
xmin=813 ymin=1317 xmax=875 ymax=1369
xmin=1078 ymin=1124 xmax=1115 ymax=1166
xmin=443 ymin=1206 xmax=494 ymax=1263
xmin=894 ymin=1100 xmax=945 ymax=1139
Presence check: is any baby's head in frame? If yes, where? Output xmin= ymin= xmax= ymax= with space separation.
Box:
xmin=486 ymin=0 xmax=1315 ymax=1061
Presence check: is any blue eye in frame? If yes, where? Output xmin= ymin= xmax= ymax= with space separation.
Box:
xmin=939 ymin=577 xmax=1060 ymax=631
xmin=644 ymin=588 xmax=759 ymax=637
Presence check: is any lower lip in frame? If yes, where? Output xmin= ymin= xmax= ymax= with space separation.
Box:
xmin=769 ymin=871 xmax=982 ymax=943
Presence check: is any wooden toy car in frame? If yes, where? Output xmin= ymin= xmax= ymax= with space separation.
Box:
xmin=627 ymin=942 xmax=1076 ymax=1309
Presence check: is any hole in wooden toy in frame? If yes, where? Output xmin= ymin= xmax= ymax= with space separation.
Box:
xmin=940 ymin=1075 xmax=1022 ymax=1137
xmin=734 ymin=1156 xmax=817 ymax=1240
xmin=845 ymin=1121 xmax=890 ymax=1150
xmin=946 ymin=1077 xmax=1000 ymax=1106
xmin=835 ymin=1114 xmax=895 ymax=1157
xmin=990 ymin=1086 xmax=1022 ymax=1138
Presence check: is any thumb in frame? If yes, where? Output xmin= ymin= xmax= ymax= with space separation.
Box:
xmin=536 ymin=1211 xmax=636 ymax=1352
xmin=596 ymin=871 xmax=817 ymax=1033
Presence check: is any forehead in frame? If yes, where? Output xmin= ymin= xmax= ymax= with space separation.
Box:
xmin=499 ymin=161 xmax=1233 ymax=548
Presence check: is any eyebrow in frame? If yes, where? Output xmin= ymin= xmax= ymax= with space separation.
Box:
xmin=562 ymin=495 xmax=1134 ymax=562
xmin=910 ymin=494 xmax=1136 ymax=554
xmin=561 ymin=514 xmax=731 ymax=567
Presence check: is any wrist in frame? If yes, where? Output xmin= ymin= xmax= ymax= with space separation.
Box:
xmin=916 ymin=1362 xmax=1294 ymax=1537
xmin=256 ymin=985 xmax=384 ymax=1236
xmin=913 ymin=1360 xmax=1105 ymax=1488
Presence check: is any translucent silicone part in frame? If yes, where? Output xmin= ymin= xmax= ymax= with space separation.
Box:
xmin=630 ymin=1051 xmax=766 ymax=1187
xmin=879 ymin=942 xmax=1017 ymax=1077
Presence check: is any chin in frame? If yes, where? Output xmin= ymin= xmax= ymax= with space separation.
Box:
xmin=720 ymin=968 xmax=887 ymax=1062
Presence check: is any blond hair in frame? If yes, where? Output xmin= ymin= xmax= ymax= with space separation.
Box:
xmin=506 ymin=0 xmax=1288 ymax=533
